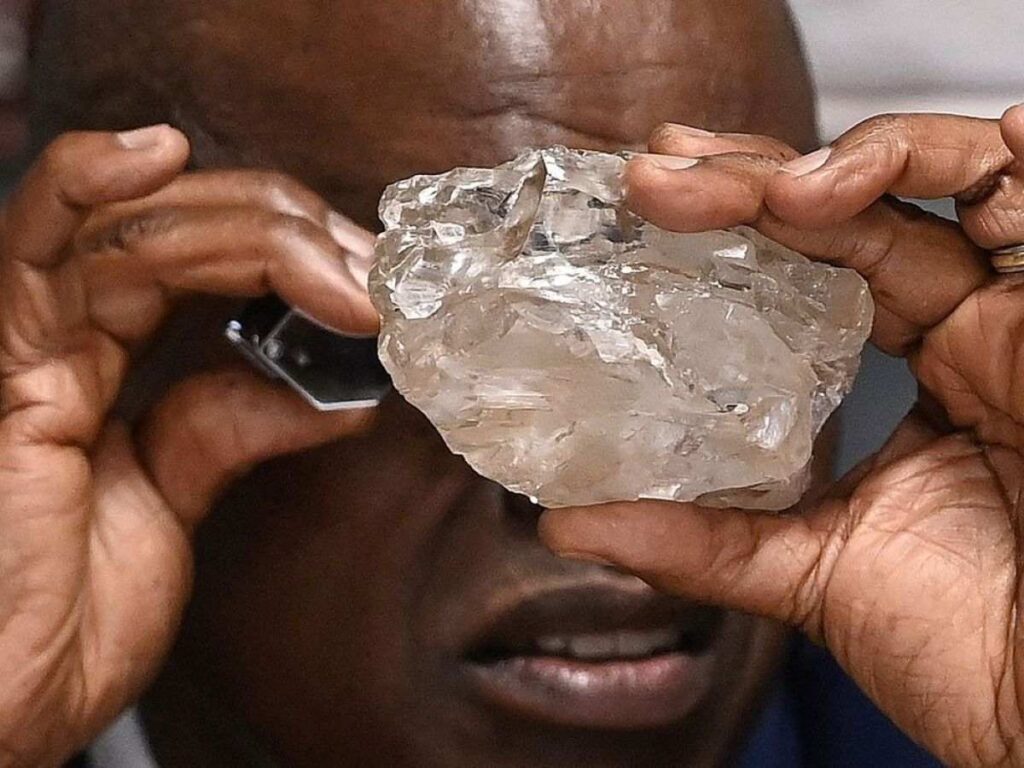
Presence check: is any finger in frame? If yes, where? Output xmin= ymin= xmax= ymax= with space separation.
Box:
xmin=138 ymin=367 xmax=376 ymax=529
xmin=956 ymin=174 xmax=1024 ymax=250
xmin=539 ymin=501 xmax=839 ymax=637
xmin=956 ymin=105 xmax=1024 ymax=249
xmin=625 ymin=151 xmax=989 ymax=354
xmin=912 ymin=277 xmax=1024 ymax=448
xmin=768 ymin=114 xmax=1013 ymax=229
xmin=77 ymin=204 xmax=379 ymax=345
xmin=0 ymin=128 xmax=189 ymax=447
xmin=648 ymin=122 xmax=801 ymax=162
xmin=82 ymin=170 xmax=377 ymax=260
xmin=1001 ymin=104 xmax=1024 ymax=159
xmin=757 ymin=200 xmax=990 ymax=354
xmin=2 ymin=127 xmax=190 ymax=268
xmin=625 ymin=152 xmax=779 ymax=232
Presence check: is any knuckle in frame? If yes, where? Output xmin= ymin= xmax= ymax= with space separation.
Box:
xmin=859 ymin=113 xmax=910 ymax=140
xmin=749 ymin=137 xmax=800 ymax=163
xmin=249 ymin=171 xmax=321 ymax=217
xmin=36 ymin=132 xmax=104 ymax=182
xmin=187 ymin=373 xmax=260 ymax=458
xmin=80 ymin=209 xmax=181 ymax=254
xmin=956 ymin=173 xmax=1005 ymax=207
xmin=35 ymin=132 xmax=130 ymax=206
xmin=856 ymin=215 xmax=900 ymax=279
xmin=746 ymin=152 xmax=785 ymax=174
xmin=36 ymin=135 xmax=78 ymax=183
xmin=647 ymin=123 xmax=680 ymax=150
xmin=849 ymin=114 xmax=913 ymax=161
xmin=264 ymin=212 xmax=324 ymax=251
xmin=963 ymin=203 xmax=1024 ymax=250
xmin=734 ymin=191 xmax=765 ymax=223
xmin=719 ymin=158 xmax=773 ymax=218
xmin=720 ymin=151 xmax=780 ymax=177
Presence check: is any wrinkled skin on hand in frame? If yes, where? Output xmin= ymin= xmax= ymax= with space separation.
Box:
xmin=0 ymin=127 xmax=378 ymax=766
xmin=542 ymin=106 xmax=1024 ymax=767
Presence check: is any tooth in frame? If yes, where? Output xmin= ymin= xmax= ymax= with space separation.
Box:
xmin=536 ymin=635 xmax=569 ymax=655
xmin=614 ymin=627 xmax=684 ymax=658
xmin=615 ymin=630 xmax=656 ymax=658
xmin=568 ymin=634 xmax=617 ymax=660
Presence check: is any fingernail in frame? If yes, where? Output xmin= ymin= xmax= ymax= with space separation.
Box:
xmin=640 ymin=154 xmax=701 ymax=171
xmin=661 ymin=123 xmax=716 ymax=138
xmin=327 ymin=210 xmax=376 ymax=262
xmin=1003 ymin=103 xmax=1024 ymax=121
xmin=555 ymin=550 xmax=620 ymax=568
xmin=346 ymin=258 xmax=371 ymax=290
xmin=779 ymin=147 xmax=832 ymax=177
xmin=116 ymin=124 xmax=171 ymax=151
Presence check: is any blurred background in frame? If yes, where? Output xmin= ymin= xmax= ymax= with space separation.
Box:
xmin=793 ymin=0 xmax=1022 ymax=140
xmin=0 ymin=0 xmax=26 ymax=184
xmin=0 ymin=0 xmax=1019 ymax=470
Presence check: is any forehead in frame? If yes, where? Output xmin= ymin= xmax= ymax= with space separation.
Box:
xmin=162 ymin=0 xmax=812 ymax=225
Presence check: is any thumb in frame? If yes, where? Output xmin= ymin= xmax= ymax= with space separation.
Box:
xmin=539 ymin=501 xmax=844 ymax=637
xmin=138 ymin=367 xmax=376 ymax=531
xmin=1001 ymin=103 xmax=1024 ymax=159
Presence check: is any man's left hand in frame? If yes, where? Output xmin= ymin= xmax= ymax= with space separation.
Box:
xmin=542 ymin=107 xmax=1024 ymax=767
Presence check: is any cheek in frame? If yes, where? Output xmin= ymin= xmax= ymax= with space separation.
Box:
xmin=212 ymin=395 xmax=470 ymax=597
xmin=178 ymin=400 xmax=479 ymax=758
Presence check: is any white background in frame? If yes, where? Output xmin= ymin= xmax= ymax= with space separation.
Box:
xmin=790 ymin=0 xmax=1023 ymax=140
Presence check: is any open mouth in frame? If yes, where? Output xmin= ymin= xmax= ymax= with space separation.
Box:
xmin=462 ymin=584 xmax=724 ymax=730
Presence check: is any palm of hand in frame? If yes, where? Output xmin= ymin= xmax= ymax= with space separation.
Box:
xmin=0 ymin=323 xmax=193 ymax=763
xmin=822 ymin=285 xmax=1024 ymax=763
xmin=821 ymin=430 xmax=1018 ymax=764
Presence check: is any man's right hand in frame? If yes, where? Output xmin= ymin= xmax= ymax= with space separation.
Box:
xmin=0 ymin=126 xmax=378 ymax=767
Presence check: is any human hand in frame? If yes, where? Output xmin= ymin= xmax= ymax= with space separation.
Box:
xmin=541 ymin=108 xmax=1024 ymax=766
xmin=0 ymin=126 xmax=378 ymax=766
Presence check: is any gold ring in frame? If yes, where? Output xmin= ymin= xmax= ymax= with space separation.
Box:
xmin=991 ymin=244 xmax=1024 ymax=274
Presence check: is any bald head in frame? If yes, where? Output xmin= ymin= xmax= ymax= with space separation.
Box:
xmin=33 ymin=0 xmax=815 ymax=226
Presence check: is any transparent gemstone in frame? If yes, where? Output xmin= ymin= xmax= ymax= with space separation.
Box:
xmin=370 ymin=147 xmax=874 ymax=510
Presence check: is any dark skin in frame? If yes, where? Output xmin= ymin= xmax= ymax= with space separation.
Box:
xmin=14 ymin=1 xmax=1024 ymax=766
xmin=1 ymin=1 xmax=825 ymax=766
xmin=546 ymin=111 xmax=1024 ymax=766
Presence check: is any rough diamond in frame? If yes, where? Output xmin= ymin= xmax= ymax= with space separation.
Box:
xmin=369 ymin=147 xmax=873 ymax=510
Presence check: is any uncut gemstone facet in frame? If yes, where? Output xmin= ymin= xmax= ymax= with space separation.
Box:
xmin=369 ymin=147 xmax=873 ymax=510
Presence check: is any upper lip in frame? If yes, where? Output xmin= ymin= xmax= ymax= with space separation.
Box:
xmin=463 ymin=581 xmax=723 ymax=663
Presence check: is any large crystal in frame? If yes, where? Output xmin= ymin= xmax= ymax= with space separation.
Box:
xmin=369 ymin=147 xmax=873 ymax=510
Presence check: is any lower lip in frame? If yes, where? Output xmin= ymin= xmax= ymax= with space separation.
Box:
xmin=465 ymin=650 xmax=716 ymax=730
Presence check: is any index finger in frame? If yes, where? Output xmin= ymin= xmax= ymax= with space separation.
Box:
xmin=625 ymin=149 xmax=990 ymax=355
xmin=3 ymin=126 xmax=190 ymax=267
xmin=767 ymin=113 xmax=1013 ymax=229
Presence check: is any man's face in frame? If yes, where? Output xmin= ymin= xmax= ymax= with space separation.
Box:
xmin=112 ymin=0 xmax=817 ymax=765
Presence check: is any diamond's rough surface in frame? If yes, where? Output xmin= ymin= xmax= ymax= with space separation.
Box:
xmin=370 ymin=147 xmax=874 ymax=510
